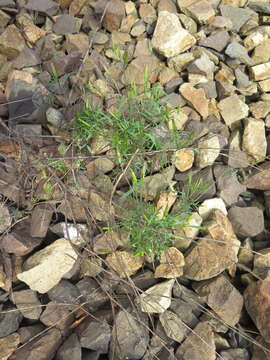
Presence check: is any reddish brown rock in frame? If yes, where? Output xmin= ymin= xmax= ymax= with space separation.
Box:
xmin=30 ymin=204 xmax=54 ymax=238
xmin=94 ymin=0 xmax=125 ymax=32
xmin=180 ymin=83 xmax=209 ymax=118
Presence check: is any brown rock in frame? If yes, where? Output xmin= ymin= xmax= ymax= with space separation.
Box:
xmin=58 ymin=0 xmax=73 ymax=8
xmin=0 ymin=25 xmax=25 ymax=59
xmin=175 ymin=322 xmax=216 ymax=360
xmin=154 ymin=247 xmax=185 ymax=279
xmin=184 ymin=210 xmax=240 ymax=280
xmin=193 ymin=274 xmax=243 ymax=326
xmin=178 ymin=0 xmax=215 ymax=25
xmin=0 ymin=333 xmax=20 ymax=360
xmin=94 ymin=0 xmax=125 ymax=32
xmin=43 ymin=52 xmax=81 ymax=77
xmin=249 ymin=101 xmax=270 ymax=120
xmin=180 ymin=83 xmax=209 ymax=118
xmin=106 ymin=251 xmax=143 ymax=278
xmin=69 ymin=0 xmax=86 ymax=15
xmin=244 ymin=281 xmax=270 ymax=342
xmin=11 ymin=289 xmax=42 ymax=320
xmin=58 ymin=197 xmax=87 ymax=222
xmin=199 ymin=30 xmax=230 ymax=52
xmin=122 ymin=55 xmax=160 ymax=85
xmin=173 ymin=148 xmax=194 ymax=172
xmin=30 ymin=203 xmax=53 ymax=238
xmin=139 ymin=3 xmax=156 ymax=24
xmin=88 ymin=190 xmax=115 ymax=221
xmin=246 ymin=162 xmax=270 ymax=190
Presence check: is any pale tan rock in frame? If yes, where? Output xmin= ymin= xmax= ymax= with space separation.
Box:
xmin=93 ymin=231 xmax=127 ymax=254
xmin=125 ymin=0 xmax=137 ymax=16
xmin=251 ymin=62 xmax=270 ymax=81
xmin=178 ymin=0 xmax=215 ymax=25
xmin=159 ymin=67 xmax=178 ymax=86
xmin=65 ymin=33 xmax=89 ymax=55
xmin=198 ymin=198 xmax=227 ymax=220
xmin=24 ymin=25 xmax=46 ymax=44
xmin=120 ymin=14 xmax=136 ymax=33
xmin=242 ymin=118 xmax=267 ymax=163
xmin=139 ymin=3 xmax=156 ymax=24
xmin=253 ymin=248 xmax=270 ymax=281
xmin=152 ymin=11 xmax=196 ymax=58
xmin=259 ymin=79 xmax=270 ymax=92
xmin=156 ymin=190 xmax=177 ymax=219
xmin=0 ymin=333 xmax=20 ymax=360
xmin=180 ymin=83 xmax=209 ymax=118
xmin=106 ymin=251 xmax=143 ymax=278
xmin=184 ymin=210 xmax=240 ymax=280
xmin=88 ymin=190 xmax=115 ymax=221
xmin=122 ymin=55 xmax=160 ymax=85
xmin=196 ymin=134 xmax=220 ymax=168
xmin=167 ymin=108 xmax=189 ymax=130
xmin=0 ymin=203 xmax=11 ymax=234
xmin=244 ymin=31 xmax=268 ymax=51
xmin=252 ymin=39 xmax=270 ymax=65
xmin=168 ymin=52 xmax=194 ymax=72
xmin=154 ymin=247 xmax=185 ymax=279
xmin=0 ymin=25 xmax=26 ymax=59
xmin=173 ymin=148 xmax=194 ymax=172
xmin=249 ymin=101 xmax=270 ymax=119
xmin=138 ymin=279 xmax=175 ymax=313
xmin=218 ymin=94 xmax=249 ymax=128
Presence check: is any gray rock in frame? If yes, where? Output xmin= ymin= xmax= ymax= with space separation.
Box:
xmin=220 ymin=5 xmax=252 ymax=32
xmin=76 ymin=278 xmax=109 ymax=310
xmin=225 ymin=42 xmax=253 ymax=66
xmin=248 ymin=2 xmax=270 ymax=14
xmin=18 ymin=324 xmax=45 ymax=344
xmin=0 ymin=307 xmax=23 ymax=338
xmin=199 ymin=30 xmax=230 ymax=52
xmin=170 ymin=299 xmax=199 ymax=328
xmin=235 ymin=68 xmax=250 ymax=88
xmin=220 ymin=348 xmax=249 ymax=360
xmin=77 ymin=319 xmax=111 ymax=353
xmin=228 ymin=206 xmax=264 ymax=238
xmin=40 ymin=301 xmax=74 ymax=331
xmin=159 ymin=310 xmax=188 ymax=343
xmin=25 ymin=0 xmax=59 ymax=16
xmin=11 ymin=289 xmax=42 ymax=320
xmin=56 ymin=334 xmax=81 ymax=360
xmin=13 ymin=48 xmax=41 ymax=69
xmin=48 ymin=280 xmax=81 ymax=306
xmin=53 ymin=15 xmax=78 ymax=35
xmin=160 ymin=93 xmax=186 ymax=108
xmin=197 ymin=81 xmax=217 ymax=99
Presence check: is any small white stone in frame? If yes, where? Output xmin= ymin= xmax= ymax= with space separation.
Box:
xmin=199 ymin=198 xmax=227 ymax=220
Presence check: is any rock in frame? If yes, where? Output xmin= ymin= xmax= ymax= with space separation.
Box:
xmin=244 ymin=31 xmax=267 ymax=51
xmin=246 ymin=163 xmax=270 ymax=190
xmin=173 ymin=148 xmax=194 ymax=172
xmin=57 ymin=197 xmax=87 ymax=222
xmin=252 ymin=39 xmax=270 ymax=66
xmin=10 ymin=328 xmax=62 ymax=360
xmin=254 ymin=248 xmax=270 ymax=281
xmin=30 ymin=203 xmax=53 ymax=238
xmin=17 ymin=238 xmax=78 ymax=293
xmin=23 ymin=24 xmax=46 ymax=45
xmin=228 ymin=206 xmax=264 ymax=238
xmin=13 ymin=48 xmax=41 ymax=70
xmin=53 ymin=14 xmax=78 ymax=35
xmin=193 ymin=274 xmax=243 ymax=326
xmin=225 ymin=42 xmax=253 ymax=66
xmin=167 ymin=108 xmax=189 ymax=130
xmin=175 ymin=322 xmax=216 ymax=360
xmin=156 ymin=190 xmax=177 ymax=219
xmin=168 ymin=52 xmax=195 ymax=72
xmin=159 ymin=310 xmax=188 ymax=343
xmin=88 ymin=190 xmax=115 ymax=222
xmin=50 ymin=222 xmax=88 ymax=247
xmin=197 ymin=81 xmax=217 ymax=99
xmin=18 ymin=324 xmax=45 ymax=344
xmin=198 ymin=198 xmax=227 ymax=220
xmin=248 ymin=2 xmax=270 ymax=14
xmin=25 ymin=0 xmax=59 ymax=16
xmin=152 ymin=11 xmax=196 ymax=58
xmin=77 ymin=319 xmax=111 ymax=353
xmin=220 ymin=5 xmax=252 ymax=31
xmin=0 ymin=308 xmax=22 ymax=337
xmin=86 ymin=157 xmax=115 ymax=178
xmin=154 ymin=247 xmax=185 ymax=279
xmin=0 ymin=203 xmax=11 ymax=233
xmin=184 ymin=210 xmax=240 ymax=280
xmin=242 ymin=118 xmax=267 ymax=163
xmin=11 ymin=289 xmax=42 ymax=320
xmin=244 ymin=280 xmax=270 ymax=342
xmin=110 ymin=309 xmax=149 ymax=359
xmin=180 ymin=83 xmax=209 ymax=118
xmin=196 ymin=134 xmax=220 ymax=168
xmin=122 ymin=55 xmax=160 ymax=85
xmin=40 ymin=301 xmax=74 ymax=331
xmin=93 ymin=231 xmax=126 ymax=254
xmin=0 ymin=25 xmax=25 ymax=59
xmin=187 ymin=53 xmax=215 ymax=79
xmin=76 ymin=277 xmax=109 ymax=310
xmin=218 ymin=94 xmax=249 ymax=128
xmin=199 ymin=30 xmax=230 ymax=52
xmin=106 ymin=251 xmax=143 ymax=278
xmin=251 ymin=62 xmax=270 ymax=81
xmin=138 ymin=279 xmax=175 ymax=313
xmin=178 ymin=0 xmax=215 ymax=25
xmin=235 ymin=68 xmax=250 ymax=89
xmin=56 ymin=334 xmax=81 ymax=360
xmin=65 ymin=33 xmax=89 ymax=55
xmin=0 ymin=333 xmax=20 ymax=360
xmin=213 ymin=164 xmax=246 ymax=206
xmin=238 ymin=238 xmax=253 ymax=267
xmin=48 ymin=280 xmax=81 ymax=305
xmin=220 ymin=348 xmax=250 ymax=360
xmin=228 ymin=128 xmax=249 ymax=168
xmin=139 ymin=3 xmax=156 ymax=24
xmin=94 ymin=0 xmax=125 ymax=32
xmin=249 ymin=101 xmax=270 ymax=120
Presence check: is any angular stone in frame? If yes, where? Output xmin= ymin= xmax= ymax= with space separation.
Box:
xmin=194 ymin=274 xmax=243 ymax=326
xmin=251 ymin=62 xmax=270 ymax=81
xmin=11 ymin=289 xmax=42 ymax=320
xmin=152 ymin=11 xmax=196 ymax=58
xmin=50 ymin=222 xmax=87 ymax=247
xmin=178 ymin=0 xmax=215 ymax=25
xmin=220 ymin=348 xmax=249 ymax=360
xmin=0 ymin=9 xmax=10 ymax=28
xmin=154 ymin=247 xmax=185 ymax=279
xmin=173 ymin=148 xmax=194 ymax=172
xmin=94 ymin=0 xmax=125 ymax=32
xmin=0 ymin=25 xmax=25 ymax=59
xmin=228 ymin=206 xmax=264 ymax=238
xmin=199 ymin=30 xmax=230 ymax=52
xmin=17 ymin=238 xmax=78 ymax=293
xmin=53 ymin=14 xmax=78 ymax=35
xmin=235 ymin=68 xmax=250 ymax=89
xmin=249 ymin=101 xmax=270 ymax=120
xmin=180 ymin=83 xmax=209 ymax=118
xmin=122 ymin=55 xmax=160 ymax=85
xmin=30 ymin=203 xmax=53 ymax=238
xmin=77 ymin=319 xmax=111 ymax=353
xmin=248 ymin=2 xmax=270 ymax=14
xmin=244 ymin=31 xmax=268 ymax=51
xmin=168 ymin=52 xmax=194 ymax=72
xmin=88 ymin=190 xmax=115 ymax=222
xmin=175 ymin=322 xmax=216 ymax=360
xmin=0 ymin=308 xmax=22 ymax=338
xmin=242 ymin=118 xmax=267 ymax=163
xmin=253 ymin=248 xmax=270 ymax=281
xmin=47 ymin=280 xmax=80 ymax=305
xmin=259 ymin=78 xmax=270 ymax=92
xmin=197 ymin=81 xmax=217 ymax=99
xmin=0 ymin=333 xmax=20 ymax=360
xmin=252 ymin=39 xmax=270 ymax=66
xmin=225 ymin=42 xmax=253 ymax=66
xmin=139 ymin=3 xmax=156 ymax=24
xmin=40 ymin=302 xmax=74 ymax=331
xmin=56 ymin=334 xmax=81 ymax=360
xmin=23 ymin=24 xmax=46 ymax=44
xmin=218 ymin=94 xmax=249 ymax=128
xmin=246 ymin=163 xmax=270 ymax=190
xmin=198 ymin=198 xmax=227 ymax=220
xmin=159 ymin=310 xmax=188 ymax=343
xmin=220 ymin=5 xmax=252 ymax=31
xmin=187 ymin=53 xmax=215 ymax=80
xmin=106 ymin=251 xmax=143 ymax=278
xmin=138 ymin=279 xmax=175 ymax=313
xmin=196 ymin=134 xmax=220 ymax=169
xmin=25 ymin=0 xmax=59 ymax=15
xmin=0 ymin=203 xmax=11 ymax=234
xmin=13 ymin=48 xmax=41 ymax=70
xmin=184 ymin=210 xmax=240 ymax=280
xmin=244 ymin=280 xmax=270 ymax=342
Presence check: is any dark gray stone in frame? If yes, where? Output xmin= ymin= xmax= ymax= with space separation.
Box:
xmin=77 ymin=319 xmax=111 ymax=353
xmin=56 ymin=333 xmax=81 ymax=360
xmin=40 ymin=301 xmax=74 ymax=332
xmin=228 ymin=206 xmax=265 ymax=238
xmin=76 ymin=278 xmax=109 ymax=310
xmin=197 ymin=81 xmax=217 ymax=99
xmin=48 ymin=280 xmax=81 ymax=306
xmin=13 ymin=48 xmax=41 ymax=70
xmin=53 ymin=15 xmax=78 ymax=35
xmin=0 ymin=307 xmax=23 ymax=338
xmin=25 ymin=0 xmax=59 ymax=16
xmin=18 ymin=324 xmax=45 ymax=344
xmin=11 ymin=289 xmax=42 ymax=320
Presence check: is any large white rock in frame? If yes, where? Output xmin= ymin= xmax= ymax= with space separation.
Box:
xmin=138 ymin=279 xmax=175 ymax=313
xmin=17 ymin=238 xmax=78 ymax=293
xmin=242 ymin=118 xmax=267 ymax=163
xmin=152 ymin=11 xmax=196 ymax=58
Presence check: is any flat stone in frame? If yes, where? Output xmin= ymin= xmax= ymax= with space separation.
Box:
xmin=154 ymin=247 xmax=185 ymax=279
xmin=196 ymin=133 xmax=220 ymax=168
xmin=25 ymin=0 xmax=59 ymax=15
xmin=193 ymin=274 xmax=243 ymax=326
xmin=173 ymin=148 xmax=194 ymax=172
xmin=251 ymin=62 xmax=270 ymax=81
xmin=122 ymin=55 xmax=160 ymax=85
xmin=13 ymin=48 xmax=41 ymax=69
xmin=88 ymin=190 xmax=115 ymax=221
xmin=235 ymin=68 xmax=250 ymax=89
xmin=106 ymin=251 xmax=143 ymax=278
xmin=152 ymin=11 xmax=196 ymax=58
xmin=53 ymin=14 xmax=78 ymax=35
xmin=50 ymin=222 xmax=87 ymax=247
xmin=228 ymin=206 xmax=264 ymax=238
xmin=0 ymin=307 xmax=23 ymax=337
xmin=179 ymin=13 xmax=198 ymax=33
xmin=242 ymin=118 xmax=267 ymax=163
xmin=0 ymin=25 xmax=25 ymax=59
xmin=168 ymin=52 xmax=194 ymax=72
xmin=138 ymin=279 xmax=175 ymax=313
xmin=77 ymin=319 xmax=111 ymax=353
xmin=252 ymin=39 xmax=270 ymax=65
xmin=159 ymin=310 xmax=188 ymax=343
xmin=218 ymin=94 xmax=249 ymax=128
xmin=11 ymin=289 xmax=42 ymax=320
xmin=40 ymin=301 xmax=74 ymax=331
xmin=0 ymin=333 xmax=20 ymax=360
xmin=187 ymin=53 xmax=215 ymax=79
xmin=93 ymin=231 xmax=126 ymax=254
xmin=225 ymin=42 xmax=253 ymax=66
xmin=184 ymin=210 xmax=240 ymax=280
xmin=158 ymin=0 xmax=177 ymax=13
xmin=178 ymin=0 xmax=215 ymax=25
xmin=244 ymin=31 xmax=268 ymax=51
xmin=259 ymin=78 xmax=270 ymax=92
xmin=197 ymin=81 xmax=217 ymax=98
xmin=30 ymin=203 xmax=53 ymax=238
xmin=198 ymin=198 xmax=227 ymax=220
xmin=199 ymin=30 xmax=230 ymax=52
xmin=246 ymin=162 xmax=270 ymax=190
xmin=249 ymin=101 xmax=270 ymax=119
xmin=220 ymin=348 xmax=249 ymax=360
xmin=209 ymin=16 xmax=233 ymax=30
xmin=248 ymin=2 xmax=270 ymax=14
xmin=17 ymin=238 xmax=78 ymax=293
xmin=0 ymin=9 xmax=10 ymax=28
xmin=47 ymin=279 xmax=81 ymax=305
xmin=94 ymin=0 xmax=125 ymax=32
xmin=23 ymin=24 xmax=46 ymax=44
xmin=180 ymin=83 xmax=209 ymax=118
xmin=244 ymin=280 xmax=270 ymax=342
xmin=56 ymin=334 xmax=81 ymax=360
xmin=175 ymin=322 xmax=216 ymax=360
xmin=220 ymin=5 xmax=252 ymax=32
